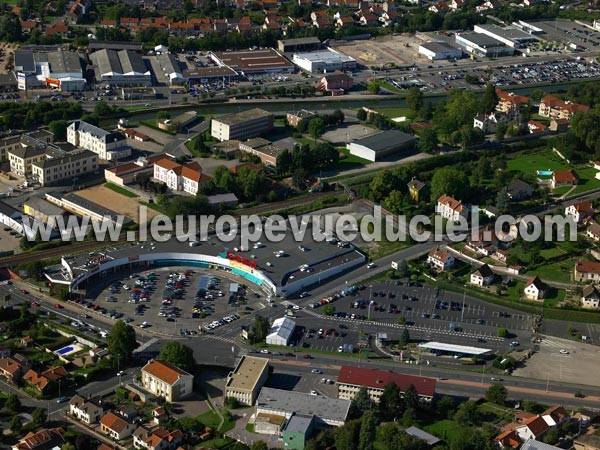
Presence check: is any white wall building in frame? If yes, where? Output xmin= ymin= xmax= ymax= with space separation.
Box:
xmin=418 ymin=41 xmax=462 ymax=60
xmin=67 ymin=120 xmax=130 ymax=161
xmin=141 ymin=360 xmax=194 ymax=402
xmin=266 ymin=317 xmax=296 ymax=346
xmin=153 ymin=157 xmax=208 ymax=195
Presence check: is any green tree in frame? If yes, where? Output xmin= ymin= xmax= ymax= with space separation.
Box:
xmin=401 ymin=407 xmax=416 ymax=427
xmin=496 ymin=187 xmax=509 ymax=213
xmin=212 ymin=165 xmax=236 ymax=193
xmin=399 ymin=328 xmax=410 ymax=348
xmin=322 ymin=304 xmax=336 ymax=316
xmin=31 ymin=407 xmax=46 ymax=425
xmin=542 ymin=428 xmax=560 ymax=445
xmin=497 ymin=327 xmax=509 ymax=338
xmin=379 ymin=382 xmax=404 ymax=421
xmin=0 ymin=13 xmax=22 ymax=42
xmin=454 ymin=400 xmax=480 ymax=426
xmin=351 ymin=386 xmax=373 ymax=416
xmin=9 ymin=415 xmax=22 ymax=433
xmin=157 ymin=111 xmax=171 ymax=120
xmin=94 ymin=99 xmax=113 ymax=117
xmin=406 ymin=86 xmax=424 ymax=115
xmin=403 ymin=384 xmax=419 ymax=410
xmin=61 ymin=444 xmax=76 ymax=450
xmin=250 ymin=441 xmax=268 ymax=450
xmin=430 ymin=167 xmax=470 ymax=202
xmin=334 ymin=419 xmax=361 ymax=450
xmin=276 ymin=148 xmax=293 ymax=176
xmin=480 ymin=83 xmax=499 ymax=114
xmin=48 ymin=119 xmax=68 ymax=141
xmin=107 ymin=321 xmax=137 ymax=366
xmin=308 ymin=116 xmax=326 ymax=142
xmin=5 ymin=394 xmax=20 ymax=411
xmin=357 ymin=108 xmax=367 ymax=121
xmin=292 ymin=168 xmax=310 ymax=190
xmin=158 ymin=341 xmax=196 ymax=371
xmin=485 ymin=383 xmax=508 ymax=405
xmin=435 ymin=395 xmax=455 ymax=419
xmin=495 ymin=121 xmax=507 ymax=141
xmin=358 ymin=410 xmax=377 ymax=450
xmin=383 ymin=190 xmax=404 ymax=214
xmin=418 ymin=127 xmax=439 ymax=154
xmin=247 ymin=316 xmax=270 ymax=344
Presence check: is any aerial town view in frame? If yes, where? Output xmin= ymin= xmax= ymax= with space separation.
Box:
xmin=1 ymin=0 xmax=600 ymax=449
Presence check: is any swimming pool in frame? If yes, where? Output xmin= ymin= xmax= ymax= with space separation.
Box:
xmin=536 ymin=170 xmax=553 ymax=176
xmin=56 ymin=346 xmax=74 ymax=355
xmin=54 ymin=342 xmax=83 ymax=357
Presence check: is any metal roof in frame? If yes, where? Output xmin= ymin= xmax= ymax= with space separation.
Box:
xmin=405 ymin=426 xmax=441 ymax=446
xmin=14 ymin=51 xmax=35 ymax=73
xmin=350 ymin=130 xmax=417 ymax=153
xmin=284 ymin=414 xmax=314 ymax=434
xmin=418 ymin=341 xmax=492 ymax=356
xmin=267 ymin=317 xmax=296 ymax=342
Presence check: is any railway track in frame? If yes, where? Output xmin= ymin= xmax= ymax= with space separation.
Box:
xmin=0 ymin=191 xmax=346 ymax=267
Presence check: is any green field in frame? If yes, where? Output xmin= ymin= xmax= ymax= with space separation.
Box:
xmin=371 ymin=107 xmax=411 ymax=120
xmin=105 ymin=183 xmax=139 ymax=198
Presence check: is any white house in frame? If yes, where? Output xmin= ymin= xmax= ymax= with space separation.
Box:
xmin=564 ymin=201 xmax=594 ymax=224
xmin=266 ymin=317 xmax=296 ymax=346
xmin=524 ymin=276 xmax=546 ymax=301
xmin=100 ymin=412 xmax=135 ymax=441
xmin=427 ymin=246 xmax=455 ymax=272
xmin=582 ymin=285 xmax=600 ymax=309
xmin=514 ymin=416 xmax=549 ymax=442
xmin=132 ymin=426 xmax=183 ymax=450
xmin=141 ymin=360 xmax=194 ymax=402
xmin=473 ymin=113 xmax=498 ymax=134
xmin=153 ymin=157 xmax=209 ymax=195
xmin=69 ymin=395 xmax=103 ymax=424
xmin=436 ymin=195 xmax=468 ymax=222
xmin=470 ymin=264 xmax=494 ymax=287
xmin=67 ymin=120 xmax=131 ymax=161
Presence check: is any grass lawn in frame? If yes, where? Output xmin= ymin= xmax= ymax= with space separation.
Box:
xmin=532 ymin=258 xmax=575 ymax=284
xmin=379 ymin=81 xmax=406 ymax=94
xmin=420 ymin=419 xmax=464 ymax=442
xmin=105 ymin=183 xmax=139 ymax=198
xmin=337 ymin=148 xmax=371 ymax=170
xmin=371 ymin=106 xmax=411 ymax=120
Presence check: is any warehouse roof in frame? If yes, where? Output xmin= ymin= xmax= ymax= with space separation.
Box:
xmin=156 ymin=52 xmax=183 ymax=80
xmin=417 ymin=341 xmax=491 ymax=356
xmin=14 ymin=50 xmax=35 ymax=72
xmin=89 ymin=41 xmax=143 ymax=52
xmin=257 ymin=387 xmax=351 ymax=422
xmin=91 ymin=49 xmax=147 ymax=76
xmin=211 ymin=48 xmax=293 ymax=73
xmin=456 ymin=32 xmax=506 ymax=48
xmin=226 ymin=355 xmax=269 ymax=391
xmin=475 ymin=24 xmax=537 ymax=42
xmin=293 ymin=48 xmax=355 ymax=64
xmin=350 ymin=130 xmax=416 ymax=153
xmin=46 ymin=50 xmax=81 ymax=73
xmin=420 ymin=41 xmax=461 ymax=53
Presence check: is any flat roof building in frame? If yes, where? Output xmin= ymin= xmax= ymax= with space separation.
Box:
xmin=292 ymin=48 xmax=356 ymax=74
xmin=211 ymin=108 xmax=274 ymax=142
xmin=455 ymin=32 xmax=515 ymax=57
xmin=225 ymin=356 xmax=269 ymax=406
xmin=474 ymin=24 xmax=538 ymax=48
xmin=209 ymin=49 xmax=294 ymax=75
xmin=31 ymin=150 xmax=98 ymax=186
xmin=14 ymin=49 xmax=85 ymax=91
xmin=278 ymin=37 xmax=322 ymax=53
xmin=155 ymin=52 xmax=184 ymax=85
xmin=89 ymin=41 xmax=143 ymax=52
xmin=418 ymin=341 xmax=492 ymax=356
xmin=266 ymin=317 xmax=296 ymax=346
xmin=184 ymin=66 xmax=237 ymax=83
xmin=347 ymin=129 xmax=417 ymax=162
xmin=238 ymin=137 xmax=284 ymax=166
xmin=256 ymin=387 xmax=351 ymax=428
xmin=419 ymin=41 xmax=463 ymax=60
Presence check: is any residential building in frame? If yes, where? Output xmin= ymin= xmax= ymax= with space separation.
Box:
xmin=8 ymin=146 xmax=47 ymax=177
xmin=524 ymin=276 xmax=546 ymax=301
xmin=538 ymin=95 xmax=590 ymax=121
xmin=286 ymin=109 xmax=315 ymax=128
xmin=418 ymin=41 xmax=462 ymax=60
xmin=528 ymin=120 xmax=547 ymax=135
xmin=225 ymin=355 xmax=269 ymax=406
xmin=23 ymin=366 xmax=68 ymax=393
xmin=31 ymin=150 xmax=98 ymax=186
xmin=407 ymin=177 xmax=427 ymax=201
xmin=336 ymin=366 xmax=436 ymax=405
xmin=549 ymin=118 xmax=569 ymax=133
xmin=266 ymin=317 xmax=296 ymax=346
xmin=514 ymin=415 xmax=550 ymax=441
xmin=541 ymin=406 xmax=569 ymax=427
xmin=587 ymin=220 xmax=600 ymax=241
xmin=132 ymin=426 xmax=183 ymax=450
xmin=564 ymin=201 xmax=594 ymax=223
xmin=427 ymin=246 xmax=455 ymax=271
xmin=315 ymin=72 xmax=353 ymax=93
xmin=141 ymin=360 xmax=194 ymax=402
xmin=67 ymin=120 xmax=131 ymax=161
xmin=104 ymin=154 xmax=166 ymax=186
xmin=551 ymin=170 xmax=578 ymax=189
xmin=346 ymin=130 xmax=417 ymax=162
xmin=467 ymin=226 xmax=499 ymax=256
xmin=520 ymin=439 xmax=562 ymax=450
xmin=0 ymin=354 xmax=29 ymax=382
xmin=470 ymin=264 xmax=494 ymax=287
xmin=473 ymin=113 xmax=498 ymax=133
xmin=282 ymin=414 xmax=314 ymax=450
xmin=436 ymin=195 xmax=467 ymax=221
xmin=69 ymin=395 xmax=104 ymax=424
xmin=495 ymin=429 xmax=522 ymax=449
xmin=153 ymin=157 xmax=209 ymax=195
xmin=256 ymin=387 xmax=351 ymax=429
xmin=575 ymin=260 xmax=600 ymax=282
xmin=506 ymin=179 xmax=533 ymax=201
xmin=574 ymin=434 xmax=600 ymax=450
xmin=211 ymin=108 xmax=274 ymax=141
xmin=207 ymin=193 xmax=239 ymax=210
xmin=496 ymin=89 xmax=530 ymax=120
xmin=100 ymin=412 xmax=135 ymax=441
xmin=11 ymin=428 xmax=64 ymax=450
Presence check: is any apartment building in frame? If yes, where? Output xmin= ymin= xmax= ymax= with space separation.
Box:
xmin=153 ymin=157 xmax=209 ymax=195
xmin=67 ymin=120 xmax=131 ymax=160
xmin=538 ymin=95 xmax=590 ymax=121
xmin=211 ymin=108 xmax=274 ymax=141
xmin=225 ymin=356 xmax=269 ymax=406
xmin=8 ymin=146 xmax=47 ymax=177
xmin=141 ymin=360 xmax=193 ymax=402
xmin=31 ymin=150 xmax=98 ymax=186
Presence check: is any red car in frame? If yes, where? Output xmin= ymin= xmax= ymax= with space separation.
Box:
xmin=31 ymin=301 xmax=40 ymax=307
xmin=20 ymin=289 xmax=28 ymax=295
xmin=303 ymin=354 xmax=313 ymax=359
xmin=54 ymin=303 xmax=62 ymax=309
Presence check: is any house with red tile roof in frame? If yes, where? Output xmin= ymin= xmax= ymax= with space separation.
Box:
xmin=495 ymin=429 xmax=521 ymax=448
xmin=100 ymin=412 xmax=135 ymax=441
xmin=336 ymin=366 xmax=436 ymax=405
xmin=436 ymin=195 xmax=467 ymax=221
xmin=495 ymin=89 xmax=530 ymax=121
xmin=565 ymin=201 xmax=594 ymax=224
xmin=44 ymin=22 xmax=69 ymax=37
xmin=551 ymin=170 xmax=578 ymax=189
xmin=23 ymin=365 xmax=68 ymax=393
xmin=541 ymin=405 xmax=569 ymax=427
xmin=133 ymin=426 xmax=183 ymax=450
xmin=0 ymin=354 xmax=30 ymax=382
xmin=539 ymin=95 xmax=590 ymax=121
xmin=141 ymin=360 xmax=193 ymax=402
xmin=575 ymin=260 xmax=600 ymax=282
xmin=11 ymin=428 xmax=64 ymax=450
xmin=515 ymin=415 xmax=550 ymax=441
xmin=524 ymin=276 xmax=547 ymax=302
xmin=153 ymin=157 xmax=210 ymax=195
xmin=427 ymin=246 xmax=455 ymax=272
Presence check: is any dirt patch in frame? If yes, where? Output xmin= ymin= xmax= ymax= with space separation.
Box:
xmin=0 ymin=43 xmax=19 ymax=72
xmin=332 ymin=34 xmax=425 ymax=67
xmin=76 ymin=184 xmax=160 ymax=223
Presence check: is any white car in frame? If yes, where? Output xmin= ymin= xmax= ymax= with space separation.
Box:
xmin=139 ymin=322 xmax=150 ymax=328
xmin=559 ymin=349 xmax=569 ymax=354
xmin=260 ymin=349 xmax=269 ymax=354
xmin=366 ymin=262 xmax=375 ymax=269
xmin=189 ymin=241 xmax=199 ymax=247
xmin=311 ymin=369 xmax=321 ymax=374
xmin=310 ymin=390 xmax=319 ymax=396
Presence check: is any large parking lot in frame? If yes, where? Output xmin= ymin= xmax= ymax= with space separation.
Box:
xmin=81 ymin=266 xmax=266 ymax=336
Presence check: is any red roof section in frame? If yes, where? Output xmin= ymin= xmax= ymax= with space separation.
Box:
xmin=337 ymin=366 xmax=436 ymax=397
